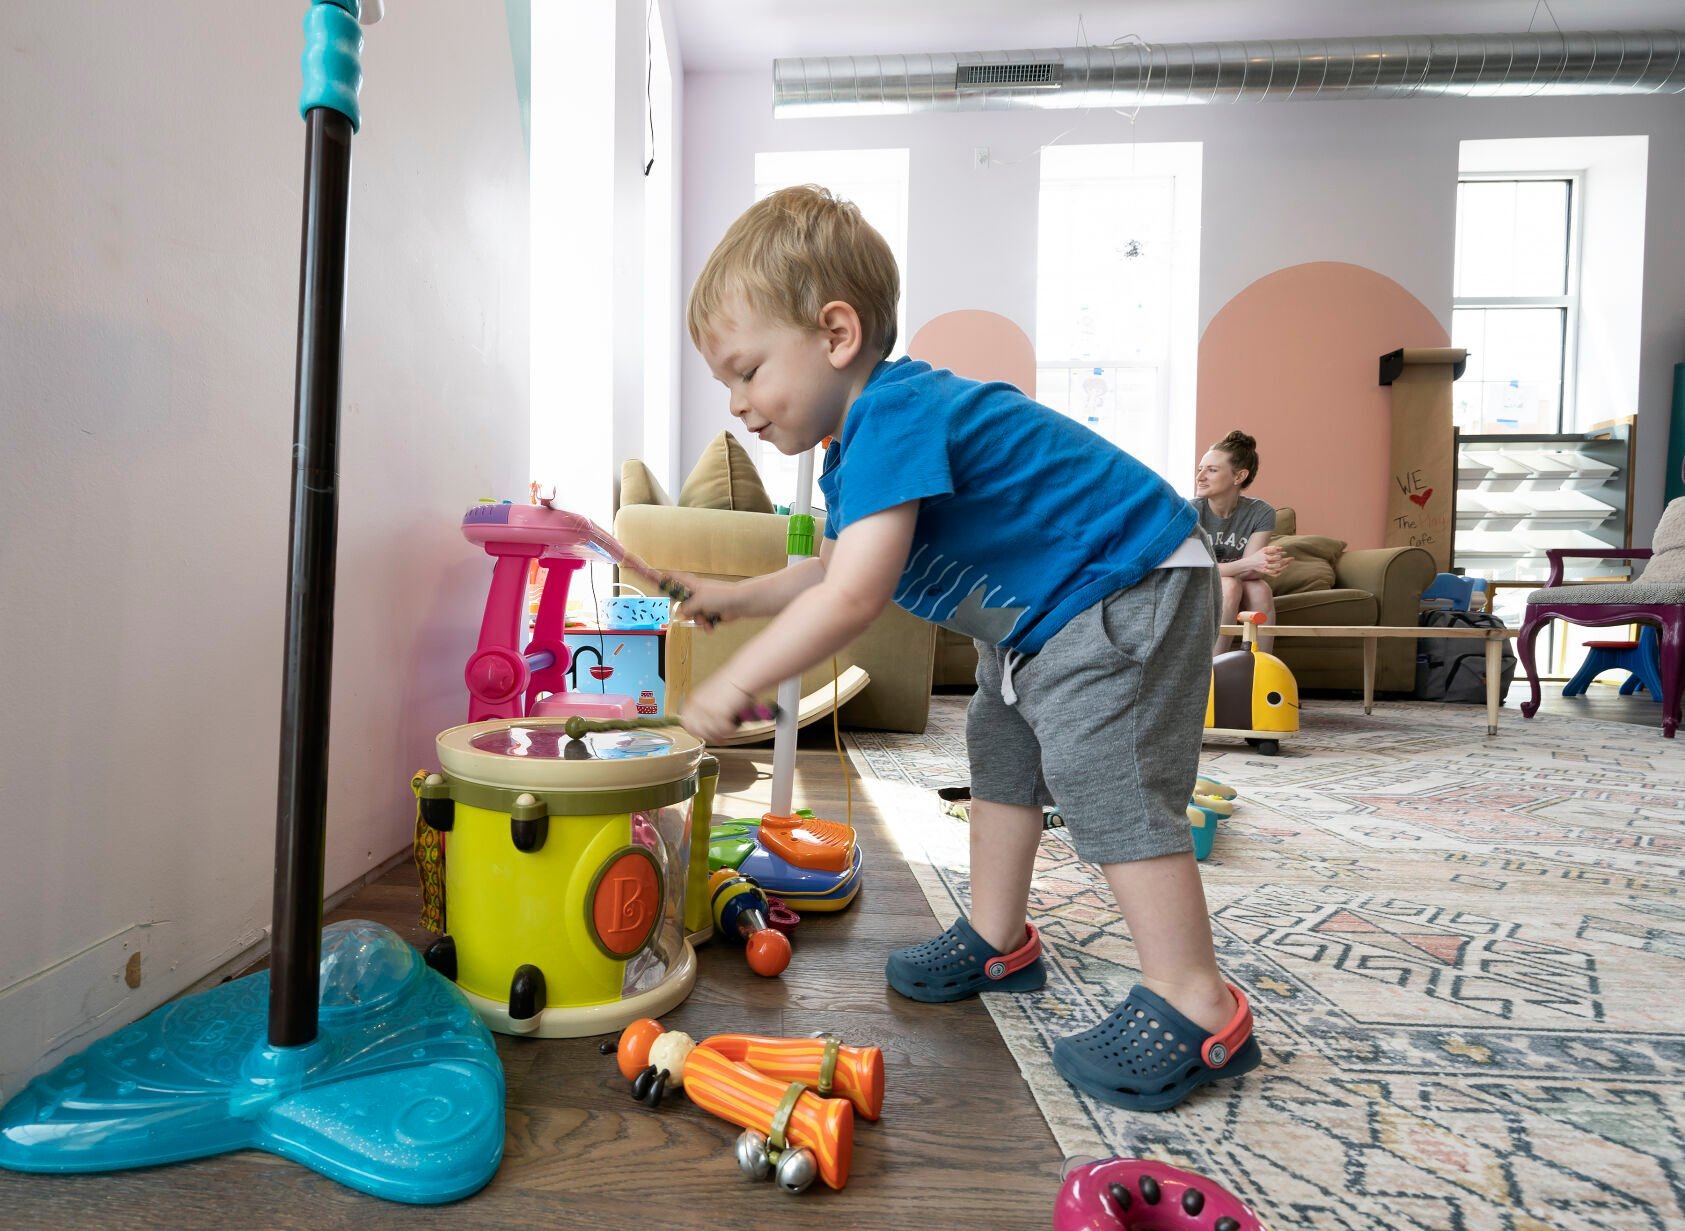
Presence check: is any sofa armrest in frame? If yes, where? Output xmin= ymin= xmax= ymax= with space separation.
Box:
xmin=614 ymin=504 xmax=827 ymax=579
xmin=1335 ymin=546 xmax=1436 ymax=626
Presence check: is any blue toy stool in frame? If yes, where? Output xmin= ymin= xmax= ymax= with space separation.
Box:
xmin=1562 ymin=628 xmax=1663 ymax=701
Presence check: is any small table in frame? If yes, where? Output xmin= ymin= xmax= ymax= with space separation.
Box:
xmin=1220 ymin=623 xmax=1518 ymax=734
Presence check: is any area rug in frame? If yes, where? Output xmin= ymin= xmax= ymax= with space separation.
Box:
xmin=847 ymin=697 xmax=1685 ymax=1230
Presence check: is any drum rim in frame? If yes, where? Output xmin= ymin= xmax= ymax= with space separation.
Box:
xmin=441 ymin=772 xmax=699 ymax=815
xmin=436 ymin=717 xmax=705 ymax=792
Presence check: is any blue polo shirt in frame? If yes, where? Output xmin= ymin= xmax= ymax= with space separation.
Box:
xmin=818 ymin=357 xmax=1195 ymax=653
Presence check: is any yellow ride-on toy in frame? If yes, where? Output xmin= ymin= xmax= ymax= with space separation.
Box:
xmin=1205 ymin=611 xmax=1299 ymax=756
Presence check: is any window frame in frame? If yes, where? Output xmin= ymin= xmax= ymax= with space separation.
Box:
xmin=1034 ymin=171 xmax=1179 ymax=384
xmin=1034 ymin=146 xmax=1203 ymax=488
xmin=1452 ymin=170 xmax=1584 ymax=431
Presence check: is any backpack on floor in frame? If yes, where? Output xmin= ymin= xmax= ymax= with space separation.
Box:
xmin=1414 ymin=609 xmax=1516 ymax=703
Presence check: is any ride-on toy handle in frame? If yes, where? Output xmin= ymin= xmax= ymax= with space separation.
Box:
xmin=1238 ymin=609 xmax=1269 ymax=648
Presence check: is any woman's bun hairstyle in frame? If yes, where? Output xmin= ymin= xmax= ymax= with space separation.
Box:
xmin=1211 ymin=430 xmax=1260 ymax=489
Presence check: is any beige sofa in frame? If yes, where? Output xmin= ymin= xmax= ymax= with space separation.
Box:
xmin=614 ymin=460 xmax=937 ymax=733
xmin=934 ymin=506 xmax=1436 ymax=694
xmin=1267 ymin=508 xmax=1435 ymax=693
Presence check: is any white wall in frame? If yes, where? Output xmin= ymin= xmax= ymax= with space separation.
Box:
xmin=532 ymin=0 xmax=684 ymax=520
xmin=0 ymin=3 xmax=529 ymax=1092
xmin=530 ymin=0 xmax=614 ymax=526
xmin=1574 ymin=140 xmax=1650 ymax=433
xmin=680 ymin=73 xmax=1685 ymax=542
xmin=642 ymin=0 xmax=685 ymax=496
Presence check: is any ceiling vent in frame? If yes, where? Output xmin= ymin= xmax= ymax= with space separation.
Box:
xmin=956 ymin=61 xmax=1061 ymax=90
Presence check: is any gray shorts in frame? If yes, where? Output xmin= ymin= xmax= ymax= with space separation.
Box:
xmin=967 ymin=565 xmax=1218 ymax=864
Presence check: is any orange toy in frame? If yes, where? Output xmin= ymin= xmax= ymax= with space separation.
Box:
xmin=707 ymin=868 xmax=793 ymax=978
xmin=757 ymin=811 xmax=856 ymax=874
xmin=685 ymin=1044 xmax=853 ymax=1190
xmin=700 ymin=1032 xmax=883 ymax=1121
xmin=605 ymin=1017 xmax=883 ymax=1194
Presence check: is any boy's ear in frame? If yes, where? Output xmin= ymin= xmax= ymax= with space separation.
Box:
xmin=817 ymin=300 xmax=864 ymax=370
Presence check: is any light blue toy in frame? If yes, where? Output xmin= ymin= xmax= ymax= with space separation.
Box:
xmin=0 ymin=1 xmax=504 ymax=1203
xmin=1189 ymin=775 xmax=1237 ymax=861
xmin=0 ymin=922 xmax=504 ymax=1203
xmin=1188 ymin=801 xmax=1222 ymax=861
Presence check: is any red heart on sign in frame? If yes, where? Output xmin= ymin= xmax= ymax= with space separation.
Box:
xmin=1408 ymin=488 xmax=1433 ymax=508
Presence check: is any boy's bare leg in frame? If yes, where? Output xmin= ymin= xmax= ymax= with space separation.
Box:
xmin=1100 ymin=851 xmax=1236 ymax=1033
xmin=967 ymin=797 xmax=1043 ymax=954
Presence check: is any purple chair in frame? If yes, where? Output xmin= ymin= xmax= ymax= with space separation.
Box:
xmin=1518 ymin=547 xmax=1683 ymax=738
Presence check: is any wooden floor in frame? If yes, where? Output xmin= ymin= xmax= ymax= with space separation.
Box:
xmin=1503 ymin=675 xmax=1675 ymax=730
xmin=3 ymin=733 xmax=1064 ymax=1230
xmin=8 ymin=680 xmax=1669 ymax=1229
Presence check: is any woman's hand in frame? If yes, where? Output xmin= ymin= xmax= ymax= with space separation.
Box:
xmin=1242 ymin=545 xmax=1289 ymax=578
xmin=661 ymin=571 xmax=741 ymax=630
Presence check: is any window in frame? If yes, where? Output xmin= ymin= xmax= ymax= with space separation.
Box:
xmin=751 ymin=148 xmax=910 ymax=509
xmin=530 ymin=0 xmax=616 ymax=526
xmin=1036 ymin=143 xmax=1203 ymax=488
xmin=1451 ymin=176 xmax=1580 ymax=433
xmin=641 ymin=0 xmax=678 ymax=494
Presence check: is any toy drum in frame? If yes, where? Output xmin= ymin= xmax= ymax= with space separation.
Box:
xmin=416 ymin=717 xmax=719 ymax=1038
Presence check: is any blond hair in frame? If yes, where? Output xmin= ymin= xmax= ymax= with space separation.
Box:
xmin=688 ymin=184 xmax=900 ymax=359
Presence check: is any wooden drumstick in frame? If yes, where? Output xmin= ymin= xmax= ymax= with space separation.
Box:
xmin=563 ymin=708 xmax=782 ymax=742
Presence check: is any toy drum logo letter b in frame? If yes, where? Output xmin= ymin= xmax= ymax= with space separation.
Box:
xmin=588 ymin=846 xmax=665 ymax=959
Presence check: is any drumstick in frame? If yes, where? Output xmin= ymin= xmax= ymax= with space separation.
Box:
xmin=564 ymin=707 xmax=782 ymax=742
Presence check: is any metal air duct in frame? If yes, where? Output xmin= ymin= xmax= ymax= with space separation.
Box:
xmin=772 ymin=30 xmax=1685 ymax=116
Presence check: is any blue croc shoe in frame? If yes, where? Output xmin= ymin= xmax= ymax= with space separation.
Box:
xmin=1053 ymin=982 xmax=1262 ymax=1112
xmin=886 ymin=916 xmax=1046 ymax=1003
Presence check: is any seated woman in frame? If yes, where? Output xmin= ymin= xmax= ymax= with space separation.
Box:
xmin=1194 ymin=431 xmax=1285 ymax=654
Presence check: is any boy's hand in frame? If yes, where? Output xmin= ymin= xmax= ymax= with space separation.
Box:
xmin=662 ymin=571 xmax=738 ymax=630
xmin=680 ymin=675 xmax=761 ymax=744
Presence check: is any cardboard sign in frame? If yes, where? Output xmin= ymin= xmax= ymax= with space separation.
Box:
xmin=1380 ymin=347 xmax=1466 ymax=572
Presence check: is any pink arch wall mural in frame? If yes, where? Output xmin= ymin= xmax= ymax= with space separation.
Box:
xmin=1198 ymin=261 xmax=1447 ymax=547
xmin=909 ymin=310 xmax=1036 ymax=395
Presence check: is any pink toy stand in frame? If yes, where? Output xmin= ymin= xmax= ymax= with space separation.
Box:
xmin=461 ymin=503 xmax=637 ymax=722
xmin=530 ymin=693 xmax=633 ymax=720
xmin=1054 ymin=1157 xmax=1266 ymax=1231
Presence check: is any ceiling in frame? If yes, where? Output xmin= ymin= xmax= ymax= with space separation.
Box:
xmin=670 ymin=0 xmax=1685 ymax=73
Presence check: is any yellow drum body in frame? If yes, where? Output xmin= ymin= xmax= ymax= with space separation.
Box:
xmin=424 ymin=719 xmax=718 ymax=1038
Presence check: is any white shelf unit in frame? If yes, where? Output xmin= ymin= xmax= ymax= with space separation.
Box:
xmin=1453 ymin=420 xmax=1637 ymax=677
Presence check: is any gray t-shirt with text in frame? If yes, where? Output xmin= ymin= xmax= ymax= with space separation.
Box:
xmin=1193 ymin=496 xmax=1276 ymax=564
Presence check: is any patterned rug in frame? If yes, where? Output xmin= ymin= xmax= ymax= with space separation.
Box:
xmin=847 ymin=697 xmax=1685 ymax=1231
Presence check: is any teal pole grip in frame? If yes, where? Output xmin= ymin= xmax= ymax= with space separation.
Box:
xmin=299 ymin=0 xmax=364 ymax=131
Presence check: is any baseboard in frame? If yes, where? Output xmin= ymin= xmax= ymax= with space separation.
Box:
xmin=0 ymin=848 xmax=417 ymax=1099
xmin=187 ymin=845 xmax=419 ymax=993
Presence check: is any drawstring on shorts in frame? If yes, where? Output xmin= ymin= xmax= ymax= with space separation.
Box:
xmin=1001 ymin=649 xmax=1026 ymax=706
